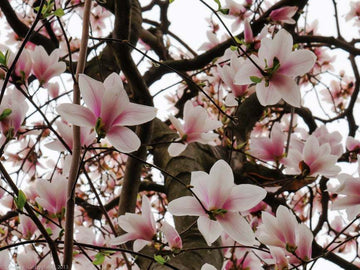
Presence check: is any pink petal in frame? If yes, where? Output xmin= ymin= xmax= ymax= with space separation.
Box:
xmin=223 ymin=184 xmax=266 ymax=212
xmin=197 ymin=216 xmax=223 ymax=245
xmin=168 ymin=196 xmax=205 ymax=216
xmin=113 ymin=103 xmax=157 ymax=126
xmin=295 ymin=224 xmax=313 ymax=260
xmin=103 ymin=72 xmax=125 ymax=91
xmin=107 ymin=126 xmax=141 ymax=153
xmin=161 ymin=221 xmax=182 ymax=250
xmin=207 ymin=160 xmax=235 ymax=208
xmin=78 ymin=74 xmax=105 ymax=116
xmin=270 ymin=74 xmax=301 ymax=107
xmin=141 ymin=195 xmax=156 ymax=234
xmin=276 ymin=206 xmax=297 ymax=247
xmin=217 ymin=212 xmax=257 ymax=245
xmin=56 ymin=104 xmax=96 ymax=127
xmin=100 ymin=85 xmax=128 ymax=128
xmin=279 ymin=50 xmax=316 ymax=77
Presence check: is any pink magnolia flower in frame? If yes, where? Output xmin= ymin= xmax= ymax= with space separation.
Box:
xmin=332 ymin=173 xmax=360 ymax=219
xmin=249 ymin=122 xmax=285 ymax=163
xmin=217 ymin=50 xmax=253 ymax=106
xmin=345 ymin=1 xmax=360 ymax=25
xmin=269 ymin=6 xmax=298 ymax=24
xmin=346 ymin=136 xmax=360 ymax=152
xmin=35 ymin=175 xmax=67 ymax=215
xmin=18 ymin=214 xmax=37 ymax=239
xmin=31 ymin=45 xmax=66 ymax=85
xmin=161 ymin=221 xmax=182 ymax=250
xmin=57 ymin=73 xmax=157 ymax=153
xmin=168 ymin=160 xmax=267 ymax=246
xmin=168 ymin=100 xmax=222 ymax=156
xmin=5 ymin=48 xmax=33 ymax=81
xmin=312 ymin=125 xmax=343 ymax=157
xmin=0 ymin=88 xmax=28 ymax=139
xmin=45 ymin=121 xmax=95 ymax=152
xmin=284 ymin=134 xmax=341 ymax=177
xmin=223 ymin=0 xmax=250 ymax=31
xmin=110 ymin=195 xmax=156 ymax=252
xmin=257 ymin=205 xmax=313 ymax=261
xmin=235 ymin=29 xmax=316 ymax=107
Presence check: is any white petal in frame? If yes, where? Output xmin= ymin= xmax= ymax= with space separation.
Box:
xmin=223 ymin=184 xmax=267 ymax=212
xmin=197 ymin=216 xmax=222 ymax=245
xmin=168 ymin=196 xmax=205 ymax=216
xmin=107 ymin=126 xmax=141 ymax=153
xmin=168 ymin=142 xmax=188 ymax=157
xmin=56 ymin=104 xmax=96 ymax=127
xmin=217 ymin=212 xmax=257 ymax=245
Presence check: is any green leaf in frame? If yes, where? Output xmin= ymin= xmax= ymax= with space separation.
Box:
xmin=0 ymin=108 xmax=12 ymax=121
xmin=93 ymin=253 xmax=105 ymax=265
xmin=0 ymin=51 xmax=6 ymax=66
xmin=230 ymin=45 xmax=238 ymax=51
xmin=15 ymin=190 xmax=27 ymax=211
xmin=169 ymin=0 xmax=175 ymax=3
xmin=46 ymin=227 xmax=53 ymax=236
xmin=54 ymin=8 xmax=64 ymax=17
xmin=250 ymin=76 xmax=262 ymax=84
xmin=234 ymin=36 xmax=243 ymax=44
xmin=219 ymin=8 xmax=229 ymax=14
xmin=154 ymin=255 xmax=169 ymax=265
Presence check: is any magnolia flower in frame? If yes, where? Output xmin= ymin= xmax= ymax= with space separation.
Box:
xmin=45 ymin=121 xmax=95 ymax=152
xmin=57 ymin=73 xmax=156 ymax=153
xmin=218 ymin=50 xmax=253 ymax=106
xmin=346 ymin=136 xmax=360 ymax=152
xmin=269 ymin=6 xmax=298 ymax=24
xmin=312 ymin=125 xmax=343 ymax=157
xmin=168 ymin=100 xmax=222 ymax=156
xmin=110 ymin=195 xmax=156 ymax=252
xmin=332 ymin=173 xmax=360 ymax=219
xmin=31 ymin=46 xmax=66 ymax=85
xmin=35 ymin=175 xmax=67 ymax=215
xmin=0 ymin=87 xmax=28 ymax=139
xmin=249 ymin=122 xmax=285 ymax=163
xmin=168 ymin=160 xmax=267 ymax=245
xmin=235 ymin=29 xmax=316 ymax=107
xmin=161 ymin=221 xmax=182 ymax=250
xmin=257 ymin=205 xmax=313 ymax=261
xmin=284 ymin=135 xmax=341 ymax=177
xmin=19 ymin=214 xmax=37 ymax=239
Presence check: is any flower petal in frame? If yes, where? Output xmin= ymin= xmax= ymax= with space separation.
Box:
xmin=279 ymin=50 xmax=316 ymax=77
xmin=197 ymin=216 xmax=222 ymax=245
xmin=113 ymin=103 xmax=157 ymax=126
xmin=168 ymin=196 xmax=205 ymax=216
xmin=270 ymin=74 xmax=301 ymax=107
xmin=223 ymin=184 xmax=266 ymax=212
xmin=168 ymin=142 xmax=188 ymax=157
xmin=217 ymin=212 xmax=257 ymax=245
xmin=57 ymin=104 xmax=96 ymax=127
xmin=107 ymin=126 xmax=141 ymax=153
xmin=78 ymin=74 xmax=105 ymax=116
xmin=255 ymin=81 xmax=282 ymax=106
